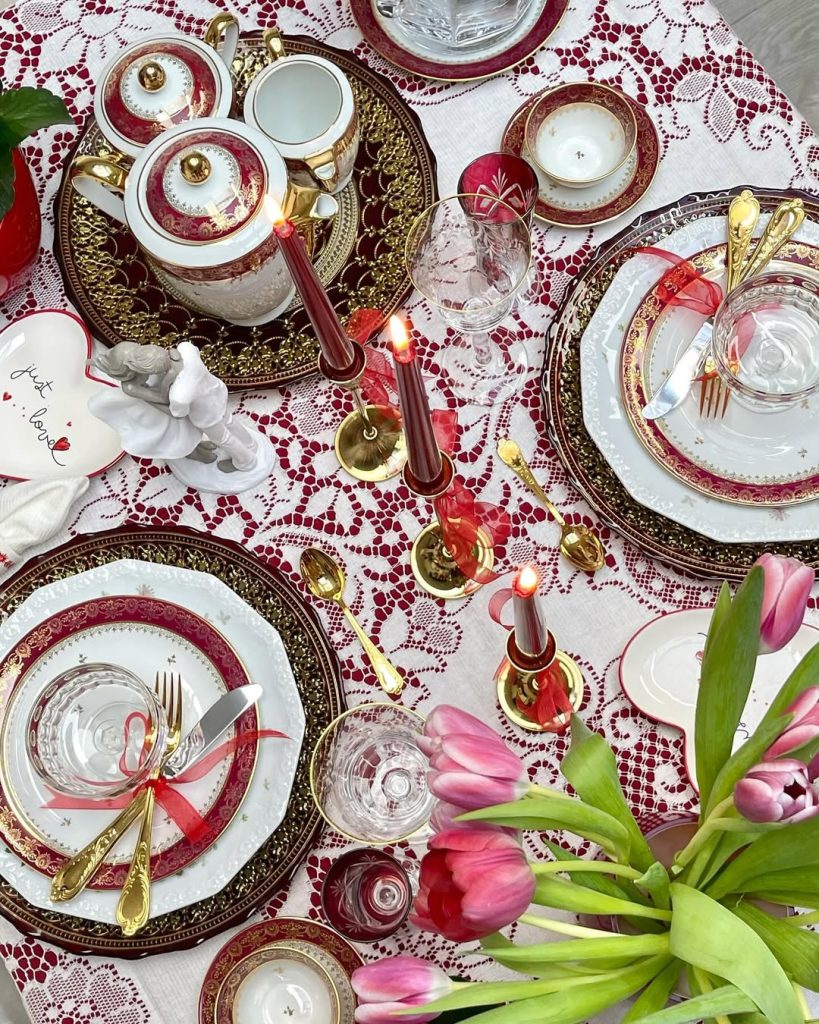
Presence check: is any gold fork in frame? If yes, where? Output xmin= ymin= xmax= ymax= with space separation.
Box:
xmin=116 ymin=672 xmax=182 ymax=936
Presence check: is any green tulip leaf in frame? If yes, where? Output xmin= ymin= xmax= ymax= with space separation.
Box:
xmin=561 ymin=717 xmax=654 ymax=871
xmin=668 ymin=883 xmax=801 ymax=1024
xmin=622 ymin=959 xmax=682 ymax=1024
xmin=704 ymin=713 xmax=792 ymax=818
xmin=443 ymin=957 xmax=672 ymax=1024
xmin=0 ymin=86 xmax=73 ymax=148
xmin=635 ymin=862 xmax=671 ymax=911
xmin=727 ymin=898 xmax=819 ymax=990
xmin=460 ymin=797 xmax=630 ymax=861
xmin=706 ymin=816 xmax=819 ymax=900
xmin=626 ymin=984 xmax=757 ymax=1024
xmin=695 ymin=567 xmax=764 ymax=813
xmin=484 ymin=933 xmax=669 ymax=965
xmin=704 ymin=581 xmax=732 ymax=661
xmin=542 ymin=841 xmax=658 ymax=921
xmin=533 ymin=875 xmax=672 ymax=921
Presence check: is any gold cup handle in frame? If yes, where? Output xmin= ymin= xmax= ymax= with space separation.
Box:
xmin=70 ymin=154 xmax=129 ymax=225
xmin=203 ymin=12 xmax=239 ymax=68
xmin=305 ymin=147 xmax=341 ymax=193
xmin=263 ymin=27 xmax=287 ymax=61
xmin=283 ymin=182 xmax=339 ymax=225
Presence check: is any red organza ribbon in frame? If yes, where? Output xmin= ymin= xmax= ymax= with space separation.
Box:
xmin=45 ymin=729 xmax=288 ymax=842
xmin=487 ymin=588 xmax=572 ymax=733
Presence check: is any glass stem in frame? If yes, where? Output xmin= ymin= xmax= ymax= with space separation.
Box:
xmin=351 ymin=386 xmax=378 ymax=441
xmin=470 ymin=332 xmax=494 ymax=367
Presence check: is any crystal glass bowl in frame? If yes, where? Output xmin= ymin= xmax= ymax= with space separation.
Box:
xmin=714 ymin=272 xmax=819 ymax=412
xmin=27 ymin=663 xmax=168 ymax=799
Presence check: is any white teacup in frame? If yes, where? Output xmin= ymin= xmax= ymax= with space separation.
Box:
xmin=243 ymin=29 xmax=359 ymax=194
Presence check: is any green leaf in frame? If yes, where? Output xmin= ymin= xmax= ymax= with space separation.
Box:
xmin=561 ymin=717 xmax=655 ymax=871
xmin=727 ymin=898 xmax=819 ymax=990
xmin=460 ymin=797 xmax=631 ymax=861
xmin=483 ymin=933 xmax=669 ymax=966
xmin=636 ymin=862 xmax=671 ymax=911
xmin=627 ymin=985 xmax=757 ymax=1024
xmin=0 ymin=147 xmax=13 ymax=221
xmin=533 ymin=875 xmax=671 ymax=921
xmin=695 ymin=567 xmax=764 ymax=813
xmin=691 ymin=828 xmax=762 ymax=890
xmin=706 ymin=815 xmax=819 ymax=900
xmin=542 ymin=841 xmax=652 ymax=906
xmin=704 ymin=714 xmax=792 ymax=818
xmin=668 ymin=883 xmax=802 ymax=1024
xmin=438 ymin=957 xmax=672 ymax=1024
xmin=0 ymin=87 xmax=73 ymax=148
xmin=622 ymin=959 xmax=682 ymax=1024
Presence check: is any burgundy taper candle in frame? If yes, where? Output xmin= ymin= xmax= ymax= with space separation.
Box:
xmin=512 ymin=566 xmax=550 ymax=658
xmin=389 ymin=316 xmax=443 ymax=488
xmin=264 ymin=196 xmax=356 ymax=378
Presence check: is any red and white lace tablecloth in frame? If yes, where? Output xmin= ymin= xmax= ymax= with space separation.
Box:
xmin=2 ymin=1 xmax=819 ymax=1021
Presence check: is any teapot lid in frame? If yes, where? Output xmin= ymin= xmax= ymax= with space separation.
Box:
xmin=125 ymin=118 xmax=290 ymax=269
xmin=95 ymin=37 xmax=231 ymax=158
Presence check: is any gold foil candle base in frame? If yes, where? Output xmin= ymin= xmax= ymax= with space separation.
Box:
xmin=335 ymin=404 xmax=407 ymax=481
xmin=409 ymin=521 xmax=494 ymax=600
xmin=496 ymin=650 xmax=585 ymax=733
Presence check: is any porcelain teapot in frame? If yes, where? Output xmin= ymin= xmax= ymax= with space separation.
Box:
xmin=71 ymin=117 xmax=338 ymax=326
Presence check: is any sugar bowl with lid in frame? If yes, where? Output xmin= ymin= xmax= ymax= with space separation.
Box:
xmin=92 ymin=12 xmax=240 ymax=159
xmin=70 ymin=117 xmax=338 ymax=325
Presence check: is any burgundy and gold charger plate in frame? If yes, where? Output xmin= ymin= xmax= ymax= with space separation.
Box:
xmin=0 ymin=526 xmax=344 ymax=957
xmin=502 ymin=86 xmax=659 ymax=228
xmin=54 ymin=32 xmax=437 ymax=391
xmin=0 ymin=595 xmax=257 ymax=890
xmin=351 ymin=0 xmax=567 ymax=82
xmin=542 ymin=185 xmax=819 ymax=580
xmin=199 ymin=918 xmax=363 ymax=1024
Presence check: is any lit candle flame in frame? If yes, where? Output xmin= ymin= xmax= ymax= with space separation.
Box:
xmin=513 ymin=565 xmax=540 ymax=598
xmin=389 ymin=315 xmax=413 ymax=362
xmin=263 ymin=194 xmax=286 ymax=226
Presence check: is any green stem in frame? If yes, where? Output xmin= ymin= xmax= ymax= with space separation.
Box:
xmin=794 ymin=984 xmax=810 ymax=1021
xmin=672 ymin=797 xmax=735 ymax=872
xmin=527 ymin=783 xmax=574 ymax=800
xmin=692 ymin=967 xmax=731 ymax=1024
xmin=531 ymin=861 xmax=643 ymax=881
xmin=519 ymin=913 xmax=614 ymax=939
xmin=787 ymin=910 xmax=819 ymax=926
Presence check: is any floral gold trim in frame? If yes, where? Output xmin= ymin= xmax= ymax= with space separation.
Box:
xmin=0 ymin=526 xmax=344 ymax=956
xmin=54 ymin=33 xmax=437 ymax=391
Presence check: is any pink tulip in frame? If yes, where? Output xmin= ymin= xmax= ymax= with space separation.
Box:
xmin=351 ymin=956 xmax=452 ymax=1024
xmin=418 ymin=704 xmax=502 ymax=757
xmin=410 ymin=826 xmax=535 ymax=942
xmin=756 ymin=553 xmax=813 ymax=655
xmin=767 ymin=686 xmax=819 ymax=758
xmin=429 ymin=800 xmax=515 ymax=836
xmin=734 ymin=758 xmax=819 ymax=823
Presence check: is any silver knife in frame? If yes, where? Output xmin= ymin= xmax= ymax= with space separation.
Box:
xmin=163 ymin=683 xmax=263 ymax=779
xmin=50 ymin=683 xmax=263 ymax=902
xmin=641 ymin=321 xmax=712 ymax=421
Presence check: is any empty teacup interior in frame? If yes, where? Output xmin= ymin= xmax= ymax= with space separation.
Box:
xmin=533 ymin=102 xmax=627 ymax=185
xmin=253 ymin=60 xmax=343 ymax=145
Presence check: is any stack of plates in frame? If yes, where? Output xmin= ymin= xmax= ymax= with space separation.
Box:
xmin=0 ymin=526 xmax=344 ymax=956
xmin=542 ymin=186 xmax=819 ymax=578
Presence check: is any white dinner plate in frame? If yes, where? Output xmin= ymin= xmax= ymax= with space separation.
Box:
xmin=0 ymin=559 xmax=305 ymax=923
xmin=619 ymin=608 xmax=819 ymax=791
xmin=580 ymin=211 xmax=819 ymax=541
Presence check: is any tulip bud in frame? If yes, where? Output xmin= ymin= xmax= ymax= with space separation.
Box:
xmin=734 ymin=758 xmax=819 ymax=823
xmin=755 ymin=553 xmax=813 ymax=655
xmin=767 ymin=686 xmax=819 ymax=759
xmin=352 ymin=955 xmax=452 ymax=1024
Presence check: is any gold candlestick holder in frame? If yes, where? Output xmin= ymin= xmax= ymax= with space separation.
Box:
xmin=323 ymin=346 xmax=407 ymax=483
xmin=496 ymin=628 xmax=585 ymax=733
xmin=404 ymin=453 xmax=494 ymax=600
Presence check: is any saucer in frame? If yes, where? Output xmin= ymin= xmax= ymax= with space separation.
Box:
xmin=619 ymin=608 xmax=819 ymax=791
xmin=524 ymin=83 xmax=637 ymax=188
xmin=351 ymin=0 xmax=567 ymax=81
xmin=502 ymin=87 xmax=659 ymax=227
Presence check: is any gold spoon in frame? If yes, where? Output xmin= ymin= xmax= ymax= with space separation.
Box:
xmin=497 ymin=438 xmax=606 ymax=573
xmin=299 ymin=547 xmax=404 ymax=696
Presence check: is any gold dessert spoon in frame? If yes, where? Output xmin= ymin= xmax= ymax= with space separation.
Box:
xmin=300 ymin=547 xmax=404 ymax=696
xmin=497 ymin=438 xmax=606 ymax=573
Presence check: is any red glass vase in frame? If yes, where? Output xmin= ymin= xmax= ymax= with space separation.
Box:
xmin=0 ymin=149 xmax=41 ymax=302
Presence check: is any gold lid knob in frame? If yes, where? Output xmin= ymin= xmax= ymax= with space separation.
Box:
xmin=180 ymin=151 xmax=211 ymax=184
xmin=137 ymin=60 xmax=166 ymax=92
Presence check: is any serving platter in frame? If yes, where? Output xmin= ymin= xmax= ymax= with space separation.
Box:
xmin=0 ymin=528 xmax=342 ymax=956
xmin=542 ymin=185 xmax=819 ymax=579
xmin=54 ymin=32 xmax=437 ymax=391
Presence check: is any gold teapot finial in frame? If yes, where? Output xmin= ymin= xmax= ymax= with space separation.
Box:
xmin=138 ymin=60 xmax=166 ymax=92
xmin=180 ymin=151 xmax=211 ymax=184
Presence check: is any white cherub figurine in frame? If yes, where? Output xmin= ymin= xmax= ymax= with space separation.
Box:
xmin=88 ymin=341 xmax=275 ymax=494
